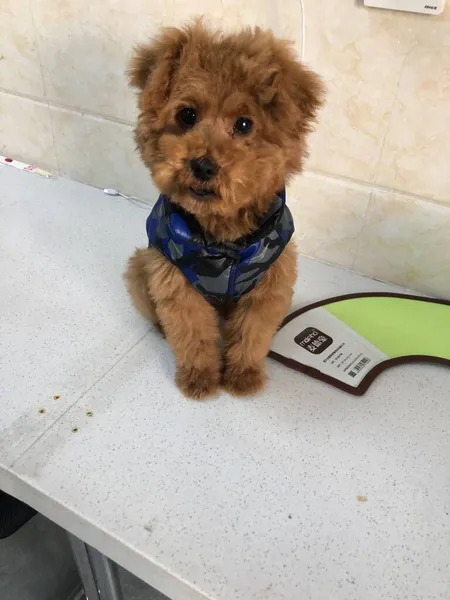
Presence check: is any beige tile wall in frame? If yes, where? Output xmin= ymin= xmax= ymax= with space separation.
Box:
xmin=1 ymin=0 xmax=449 ymax=296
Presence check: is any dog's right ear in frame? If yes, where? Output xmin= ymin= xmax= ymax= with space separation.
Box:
xmin=127 ymin=44 xmax=159 ymax=90
xmin=127 ymin=27 xmax=189 ymax=95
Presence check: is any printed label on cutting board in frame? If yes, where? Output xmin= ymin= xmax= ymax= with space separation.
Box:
xmin=271 ymin=307 xmax=387 ymax=387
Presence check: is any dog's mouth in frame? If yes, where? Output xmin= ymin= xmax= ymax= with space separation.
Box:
xmin=188 ymin=187 xmax=216 ymax=200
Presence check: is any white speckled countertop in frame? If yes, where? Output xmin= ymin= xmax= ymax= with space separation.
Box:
xmin=1 ymin=165 xmax=449 ymax=600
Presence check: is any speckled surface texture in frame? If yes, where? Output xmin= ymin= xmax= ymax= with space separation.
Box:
xmin=1 ymin=165 xmax=450 ymax=600
xmin=0 ymin=165 xmax=150 ymax=466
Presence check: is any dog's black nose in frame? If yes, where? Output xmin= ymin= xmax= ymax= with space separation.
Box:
xmin=190 ymin=157 xmax=218 ymax=182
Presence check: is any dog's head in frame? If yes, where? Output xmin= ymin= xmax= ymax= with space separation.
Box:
xmin=129 ymin=22 xmax=324 ymax=234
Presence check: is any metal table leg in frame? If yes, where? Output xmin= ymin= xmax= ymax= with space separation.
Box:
xmin=68 ymin=533 xmax=124 ymax=600
xmin=68 ymin=534 xmax=100 ymax=600
xmin=88 ymin=545 xmax=123 ymax=600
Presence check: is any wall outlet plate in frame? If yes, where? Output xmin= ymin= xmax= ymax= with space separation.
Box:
xmin=364 ymin=0 xmax=445 ymax=14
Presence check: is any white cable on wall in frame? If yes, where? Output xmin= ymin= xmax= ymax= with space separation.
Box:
xmin=103 ymin=188 xmax=153 ymax=210
xmin=300 ymin=0 xmax=306 ymax=61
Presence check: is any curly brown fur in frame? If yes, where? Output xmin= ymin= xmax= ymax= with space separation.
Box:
xmin=125 ymin=21 xmax=324 ymax=399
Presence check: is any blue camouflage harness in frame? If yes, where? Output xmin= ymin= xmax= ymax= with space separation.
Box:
xmin=146 ymin=189 xmax=294 ymax=304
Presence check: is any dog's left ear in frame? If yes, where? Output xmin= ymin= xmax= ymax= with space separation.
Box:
xmin=260 ymin=37 xmax=325 ymax=136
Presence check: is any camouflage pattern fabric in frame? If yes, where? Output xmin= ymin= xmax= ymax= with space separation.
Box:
xmin=146 ymin=190 xmax=294 ymax=304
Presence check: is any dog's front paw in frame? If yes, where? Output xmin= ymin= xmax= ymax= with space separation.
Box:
xmin=176 ymin=365 xmax=220 ymax=400
xmin=223 ymin=365 xmax=267 ymax=397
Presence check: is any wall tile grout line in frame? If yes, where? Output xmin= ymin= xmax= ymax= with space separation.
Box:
xmin=27 ymin=0 xmax=48 ymax=100
xmin=295 ymin=251 xmax=421 ymax=297
xmin=352 ymin=188 xmax=374 ymax=271
xmin=27 ymin=0 xmax=62 ymax=174
xmin=305 ymin=168 xmax=450 ymax=210
xmin=371 ymin=45 xmax=416 ymax=189
xmin=0 ymin=91 xmax=449 ymax=210
xmin=47 ymin=107 xmax=62 ymax=175
xmin=0 ymin=87 xmax=135 ymax=128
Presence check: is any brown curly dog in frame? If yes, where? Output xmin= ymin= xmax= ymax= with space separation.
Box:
xmin=125 ymin=21 xmax=324 ymax=399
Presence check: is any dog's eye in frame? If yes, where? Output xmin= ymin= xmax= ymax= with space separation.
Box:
xmin=234 ymin=117 xmax=253 ymax=135
xmin=177 ymin=107 xmax=197 ymax=129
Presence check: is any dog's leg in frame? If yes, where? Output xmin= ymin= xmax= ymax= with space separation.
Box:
xmin=223 ymin=245 xmax=297 ymax=396
xmin=124 ymin=248 xmax=161 ymax=329
xmin=148 ymin=254 xmax=221 ymax=400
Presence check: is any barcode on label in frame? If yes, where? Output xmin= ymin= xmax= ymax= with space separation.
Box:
xmin=349 ymin=357 xmax=370 ymax=378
